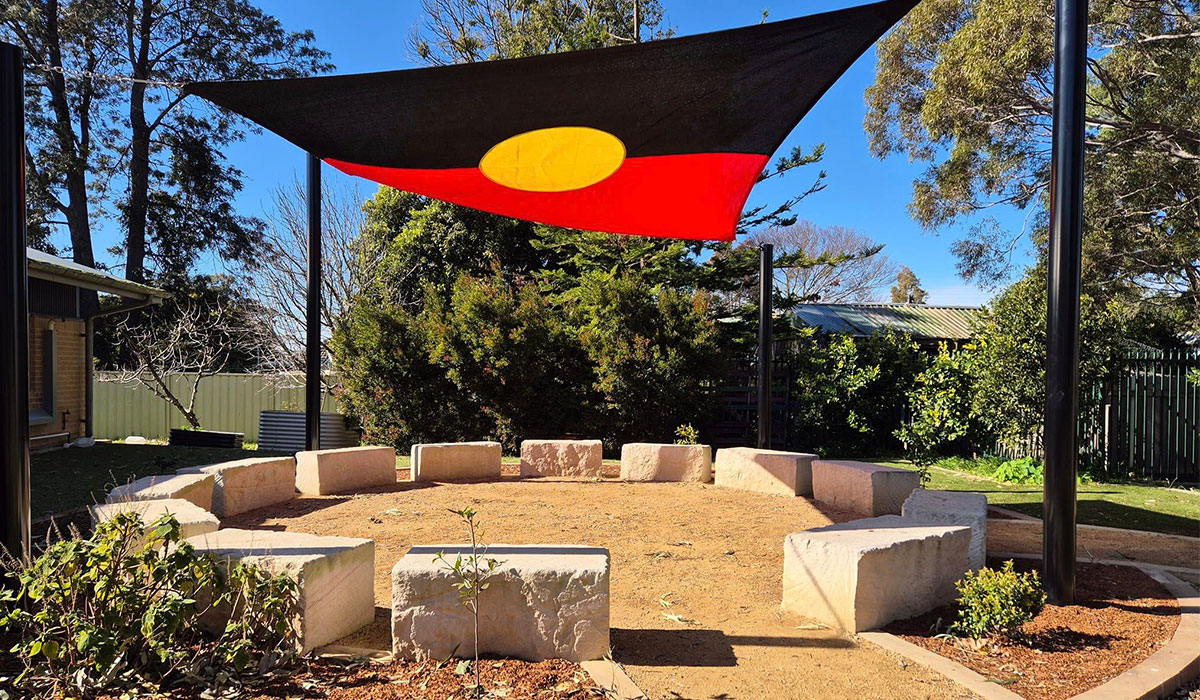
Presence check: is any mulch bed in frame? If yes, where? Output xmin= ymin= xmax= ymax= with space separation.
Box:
xmin=884 ymin=559 xmax=1182 ymax=700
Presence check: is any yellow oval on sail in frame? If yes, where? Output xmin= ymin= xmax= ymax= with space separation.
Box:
xmin=479 ymin=127 xmax=626 ymax=192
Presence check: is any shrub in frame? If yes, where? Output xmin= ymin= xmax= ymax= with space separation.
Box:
xmin=674 ymin=424 xmax=700 ymax=444
xmin=896 ymin=343 xmax=987 ymax=475
xmin=950 ymin=561 xmax=1046 ymax=640
xmin=0 ymin=513 xmax=297 ymax=698
xmin=990 ymin=457 xmax=1044 ymax=484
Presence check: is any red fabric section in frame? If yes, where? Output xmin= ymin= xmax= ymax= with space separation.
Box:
xmin=325 ymin=153 xmax=769 ymax=241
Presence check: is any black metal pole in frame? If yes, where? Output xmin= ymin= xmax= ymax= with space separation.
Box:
xmin=1 ymin=42 xmax=30 ymax=562
xmin=757 ymin=244 xmax=773 ymax=450
xmin=1043 ymin=0 xmax=1088 ymax=604
xmin=305 ymin=153 xmax=322 ymax=451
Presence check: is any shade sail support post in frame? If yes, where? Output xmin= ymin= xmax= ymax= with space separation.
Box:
xmin=305 ymin=153 xmax=322 ymax=452
xmin=757 ymin=244 xmax=773 ymax=450
xmin=1043 ymin=0 xmax=1088 ymax=604
xmin=0 ymin=42 xmax=30 ymax=563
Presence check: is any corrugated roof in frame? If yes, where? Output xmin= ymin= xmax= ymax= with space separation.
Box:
xmin=791 ymin=303 xmax=981 ymax=340
xmin=26 ymin=248 xmax=169 ymax=300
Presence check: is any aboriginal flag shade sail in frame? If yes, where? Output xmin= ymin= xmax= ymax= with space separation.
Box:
xmin=184 ymin=0 xmax=918 ymax=242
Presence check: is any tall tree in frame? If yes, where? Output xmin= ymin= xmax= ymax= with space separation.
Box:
xmin=864 ymin=0 xmax=1198 ymax=322
xmin=890 ymin=266 xmax=928 ymax=304
xmin=2 ymin=0 xmax=331 ymax=282
xmin=740 ymin=222 xmax=898 ymax=305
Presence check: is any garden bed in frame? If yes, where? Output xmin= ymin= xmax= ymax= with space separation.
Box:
xmin=883 ymin=559 xmax=1181 ymax=700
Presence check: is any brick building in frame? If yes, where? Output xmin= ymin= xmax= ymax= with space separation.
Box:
xmin=26 ymin=249 xmax=168 ymax=450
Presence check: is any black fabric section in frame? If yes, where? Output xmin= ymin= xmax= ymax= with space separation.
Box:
xmin=186 ymin=0 xmax=918 ymax=169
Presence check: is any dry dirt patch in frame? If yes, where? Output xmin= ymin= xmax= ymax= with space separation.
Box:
xmin=225 ymin=473 xmax=980 ymax=700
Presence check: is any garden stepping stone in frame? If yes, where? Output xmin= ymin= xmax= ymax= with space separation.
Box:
xmin=89 ymin=498 xmax=219 ymax=540
xmin=410 ymin=441 xmax=502 ymax=481
xmin=391 ymin=544 xmax=610 ymax=662
xmin=519 ymin=439 xmax=604 ymax=478
xmin=186 ymin=528 xmax=375 ymax=653
xmin=714 ymin=447 xmax=816 ymax=496
xmin=178 ymin=456 xmax=296 ymax=517
xmin=296 ymin=445 xmax=397 ymax=495
xmin=782 ymin=515 xmax=970 ymax=632
xmin=902 ymin=489 xmax=988 ymax=572
xmin=811 ymin=459 xmax=919 ymax=516
xmin=105 ymin=472 xmax=215 ymax=511
xmin=620 ymin=443 xmax=712 ymax=483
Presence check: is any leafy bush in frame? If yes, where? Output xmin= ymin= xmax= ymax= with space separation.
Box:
xmin=950 ymin=561 xmax=1046 ymax=640
xmin=674 ymin=424 xmax=700 ymax=444
xmin=0 ymin=513 xmax=297 ymax=698
xmin=990 ymin=457 xmax=1044 ymax=484
xmin=896 ymin=343 xmax=986 ymax=473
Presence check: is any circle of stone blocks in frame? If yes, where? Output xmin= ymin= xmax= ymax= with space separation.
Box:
xmin=901 ymin=489 xmax=988 ymax=573
xmin=89 ymin=498 xmax=220 ymax=540
xmin=296 ymin=445 xmax=397 ymax=495
xmin=714 ymin=447 xmax=816 ymax=496
xmin=410 ymin=441 xmax=502 ymax=482
xmin=620 ymin=443 xmax=712 ymax=483
xmin=185 ymin=528 xmax=375 ymax=654
xmin=519 ymin=439 xmax=604 ymax=478
xmin=392 ymin=544 xmax=610 ymax=663
xmin=782 ymin=515 xmax=971 ymax=632
xmin=105 ymin=472 xmax=215 ymax=511
xmin=178 ymin=456 xmax=296 ymax=517
xmin=811 ymin=459 xmax=920 ymax=516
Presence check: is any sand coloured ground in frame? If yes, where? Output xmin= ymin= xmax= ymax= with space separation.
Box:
xmin=224 ymin=473 xmax=982 ymax=700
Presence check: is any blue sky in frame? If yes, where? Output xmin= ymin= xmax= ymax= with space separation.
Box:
xmin=122 ymin=0 xmax=1037 ymax=305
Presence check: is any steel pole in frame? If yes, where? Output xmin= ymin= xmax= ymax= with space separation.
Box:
xmin=758 ymin=244 xmax=773 ymax=449
xmin=305 ymin=153 xmax=322 ymax=451
xmin=1043 ymin=0 xmax=1088 ymax=604
xmin=0 ymin=42 xmax=30 ymax=562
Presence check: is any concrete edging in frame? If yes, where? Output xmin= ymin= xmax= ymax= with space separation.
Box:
xmin=859 ymin=564 xmax=1200 ymax=700
xmin=581 ymin=658 xmax=649 ymax=699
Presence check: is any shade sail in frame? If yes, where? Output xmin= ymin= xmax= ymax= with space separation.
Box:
xmin=184 ymin=0 xmax=918 ymax=241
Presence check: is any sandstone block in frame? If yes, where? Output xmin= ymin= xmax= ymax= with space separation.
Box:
xmin=392 ymin=544 xmax=610 ymax=662
xmin=186 ymin=529 xmax=375 ymax=653
xmin=782 ymin=515 xmax=970 ymax=632
xmin=714 ymin=447 xmax=816 ymax=496
xmin=296 ymin=445 xmax=397 ymax=495
xmin=811 ymin=460 xmax=920 ymax=516
xmin=619 ymin=443 xmax=712 ymax=483
xmin=106 ymin=473 xmax=214 ymax=511
xmin=519 ymin=439 xmax=604 ymax=478
xmin=90 ymin=498 xmax=219 ymax=540
xmin=411 ymin=442 xmax=502 ymax=482
xmin=178 ymin=457 xmax=296 ymax=517
xmin=902 ymin=489 xmax=988 ymax=572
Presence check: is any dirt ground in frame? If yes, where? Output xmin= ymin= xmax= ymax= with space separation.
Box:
xmin=224 ymin=471 xmax=980 ymax=700
xmin=887 ymin=560 xmax=1181 ymax=700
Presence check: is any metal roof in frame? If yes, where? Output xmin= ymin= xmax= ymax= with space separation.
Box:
xmin=26 ymin=248 xmax=169 ymax=300
xmin=791 ymin=303 xmax=981 ymax=340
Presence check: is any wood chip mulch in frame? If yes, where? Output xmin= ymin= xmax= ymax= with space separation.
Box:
xmin=884 ymin=559 xmax=1182 ymax=700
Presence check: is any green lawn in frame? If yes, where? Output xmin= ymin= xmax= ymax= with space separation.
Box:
xmin=876 ymin=459 xmax=1200 ymax=537
xmin=31 ymin=443 xmax=287 ymax=519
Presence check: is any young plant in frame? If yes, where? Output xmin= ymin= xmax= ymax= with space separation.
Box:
xmin=0 ymin=513 xmax=297 ymax=698
xmin=674 ymin=423 xmax=700 ymax=445
xmin=950 ymin=560 xmax=1046 ymax=640
xmin=434 ymin=507 xmax=504 ymax=698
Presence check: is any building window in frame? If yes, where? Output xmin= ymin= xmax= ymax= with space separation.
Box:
xmin=30 ymin=327 xmax=56 ymax=426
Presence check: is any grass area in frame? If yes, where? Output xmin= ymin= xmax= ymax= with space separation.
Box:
xmin=877 ymin=458 xmax=1200 ymax=537
xmin=31 ymin=443 xmax=286 ymax=519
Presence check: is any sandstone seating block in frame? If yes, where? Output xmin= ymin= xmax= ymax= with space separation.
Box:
xmin=811 ymin=460 xmax=920 ymax=516
xmin=715 ymin=447 xmax=817 ymax=496
xmin=186 ymin=529 xmax=375 ymax=653
xmin=411 ymin=442 xmax=502 ymax=482
xmin=106 ymin=473 xmax=214 ymax=511
xmin=782 ymin=515 xmax=970 ymax=632
xmin=89 ymin=498 xmax=219 ymax=540
xmin=902 ymin=489 xmax=988 ymax=572
xmin=392 ymin=544 xmax=610 ymax=662
xmin=519 ymin=439 xmax=604 ymax=478
xmin=620 ymin=443 xmax=712 ymax=483
xmin=178 ymin=457 xmax=296 ymax=517
xmin=296 ymin=445 xmax=397 ymax=495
